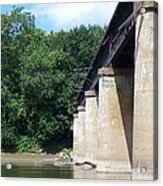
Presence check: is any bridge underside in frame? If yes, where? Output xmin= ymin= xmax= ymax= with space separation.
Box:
xmin=73 ymin=1 xmax=158 ymax=180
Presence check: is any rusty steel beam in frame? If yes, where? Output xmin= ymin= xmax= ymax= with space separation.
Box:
xmin=77 ymin=2 xmax=142 ymax=106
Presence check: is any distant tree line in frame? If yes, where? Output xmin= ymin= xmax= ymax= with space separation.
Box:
xmin=1 ymin=7 xmax=105 ymax=152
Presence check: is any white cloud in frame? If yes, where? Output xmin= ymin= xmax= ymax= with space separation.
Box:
xmin=28 ymin=2 xmax=118 ymax=31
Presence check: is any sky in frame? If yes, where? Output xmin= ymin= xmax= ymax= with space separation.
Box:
xmin=1 ymin=2 xmax=118 ymax=32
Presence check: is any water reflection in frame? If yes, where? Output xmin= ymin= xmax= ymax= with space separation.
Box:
xmin=1 ymin=165 xmax=73 ymax=179
xmin=73 ymin=166 xmax=131 ymax=180
xmin=1 ymin=165 xmax=131 ymax=180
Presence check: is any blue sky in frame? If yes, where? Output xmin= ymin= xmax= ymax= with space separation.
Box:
xmin=1 ymin=2 xmax=117 ymax=32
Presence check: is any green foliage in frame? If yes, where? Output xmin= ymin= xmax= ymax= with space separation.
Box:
xmin=62 ymin=148 xmax=72 ymax=158
xmin=1 ymin=127 xmax=18 ymax=152
xmin=1 ymin=7 xmax=105 ymax=152
xmin=16 ymin=136 xmax=38 ymax=152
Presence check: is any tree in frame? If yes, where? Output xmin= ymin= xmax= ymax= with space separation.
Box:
xmin=1 ymin=7 xmax=105 ymax=152
xmin=1 ymin=7 xmax=35 ymax=152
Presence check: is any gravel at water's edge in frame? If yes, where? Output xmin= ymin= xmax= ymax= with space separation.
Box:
xmin=1 ymin=153 xmax=73 ymax=167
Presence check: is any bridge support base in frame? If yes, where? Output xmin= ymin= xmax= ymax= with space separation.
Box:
xmin=84 ymin=90 xmax=98 ymax=165
xmin=96 ymin=67 xmax=132 ymax=175
xmin=73 ymin=113 xmax=79 ymax=164
xmin=75 ymin=106 xmax=86 ymax=164
xmin=132 ymin=2 xmax=158 ymax=181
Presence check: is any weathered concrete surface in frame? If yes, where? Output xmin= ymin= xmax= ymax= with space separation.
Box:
xmin=132 ymin=2 xmax=158 ymax=180
xmin=76 ymin=106 xmax=85 ymax=164
xmin=84 ymin=90 xmax=98 ymax=165
xmin=73 ymin=165 xmax=131 ymax=180
xmin=73 ymin=113 xmax=79 ymax=164
xmin=96 ymin=67 xmax=132 ymax=175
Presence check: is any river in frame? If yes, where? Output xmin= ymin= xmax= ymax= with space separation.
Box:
xmin=1 ymin=165 xmax=73 ymax=178
xmin=1 ymin=153 xmax=131 ymax=180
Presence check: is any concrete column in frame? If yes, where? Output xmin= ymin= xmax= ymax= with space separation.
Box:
xmin=96 ymin=67 xmax=132 ymax=175
xmin=76 ymin=106 xmax=85 ymax=164
xmin=84 ymin=90 xmax=98 ymax=165
xmin=132 ymin=2 xmax=158 ymax=180
xmin=73 ymin=113 xmax=79 ymax=164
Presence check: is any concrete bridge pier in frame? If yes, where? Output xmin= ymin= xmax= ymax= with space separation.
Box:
xmin=96 ymin=67 xmax=131 ymax=176
xmin=132 ymin=1 xmax=158 ymax=180
xmin=73 ymin=113 xmax=79 ymax=164
xmin=76 ymin=106 xmax=86 ymax=164
xmin=84 ymin=90 xmax=98 ymax=165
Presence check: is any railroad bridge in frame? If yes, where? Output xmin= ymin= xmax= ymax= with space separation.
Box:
xmin=73 ymin=1 xmax=158 ymax=180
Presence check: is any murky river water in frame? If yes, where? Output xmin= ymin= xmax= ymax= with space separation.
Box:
xmin=1 ymin=164 xmax=131 ymax=180
xmin=1 ymin=165 xmax=73 ymax=178
xmin=1 ymin=154 xmax=131 ymax=180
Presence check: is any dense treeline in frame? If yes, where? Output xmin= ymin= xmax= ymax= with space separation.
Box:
xmin=1 ymin=7 xmax=105 ymax=152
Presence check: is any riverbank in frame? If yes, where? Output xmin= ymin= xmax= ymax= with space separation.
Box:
xmin=1 ymin=152 xmax=73 ymax=167
xmin=1 ymin=153 xmax=131 ymax=180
